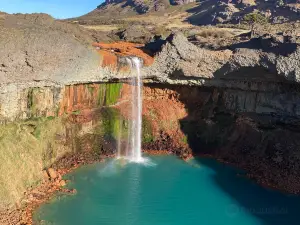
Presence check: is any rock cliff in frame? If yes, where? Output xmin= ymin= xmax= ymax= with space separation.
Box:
xmin=2 ymin=13 xmax=300 ymax=122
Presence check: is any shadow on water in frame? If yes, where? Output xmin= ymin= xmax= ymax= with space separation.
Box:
xmin=193 ymin=157 xmax=300 ymax=225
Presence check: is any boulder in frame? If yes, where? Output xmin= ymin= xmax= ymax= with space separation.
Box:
xmin=47 ymin=168 xmax=58 ymax=180
xmin=42 ymin=170 xmax=50 ymax=181
xmin=59 ymin=180 xmax=66 ymax=187
xmin=117 ymin=25 xmax=152 ymax=44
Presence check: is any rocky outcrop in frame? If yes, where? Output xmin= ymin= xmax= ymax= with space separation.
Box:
xmin=0 ymin=13 xmax=101 ymax=85
xmin=116 ymin=25 xmax=153 ymax=44
xmin=143 ymin=32 xmax=300 ymax=85
xmin=3 ymin=14 xmax=300 ymax=121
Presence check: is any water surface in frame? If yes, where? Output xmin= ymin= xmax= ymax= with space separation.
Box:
xmin=34 ymin=155 xmax=300 ymax=225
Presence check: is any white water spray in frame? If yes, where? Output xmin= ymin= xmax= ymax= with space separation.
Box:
xmin=130 ymin=57 xmax=143 ymax=162
xmin=126 ymin=57 xmax=143 ymax=163
xmin=116 ymin=117 xmax=123 ymax=159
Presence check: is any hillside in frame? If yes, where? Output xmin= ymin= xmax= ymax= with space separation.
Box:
xmin=72 ymin=0 xmax=300 ymax=26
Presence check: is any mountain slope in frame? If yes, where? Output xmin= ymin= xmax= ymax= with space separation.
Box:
xmin=74 ymin=0 xmax=197 ymax=22
xmin=73 ymin=0 xmax=300 ymax=26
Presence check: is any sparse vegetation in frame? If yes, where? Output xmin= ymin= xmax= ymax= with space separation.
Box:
xmin=105 ymin=83 xmax=123 ymax=106
xmin=277 ymin=0 xmax=285 ymax=7
xmin=181 ymin=135 xmax=188 ymax=144
xmin=81 ymin=25 xmax=120 ymax=32
xmin=97 ymin=108 xmax=128 ymax=140
xmin=96 ymin=83 xmax=123 ymax=107
xmin=153 ymin=26 xmax=170 ymax=38
xmin=243 ymin=12 xmax=269 ymax=36
xmin=196 ymin=28 xmax=233 ymax=39
xmin=71 ymin=110 xmax=81 ymax=115
xmin=0 ymin=117 xmax=70 ymax=209
xmin=142 ymin=117 xmax=154 ymax=143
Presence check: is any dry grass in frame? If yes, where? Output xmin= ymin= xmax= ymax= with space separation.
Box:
xmin=124 ymin=15 xmax=167 ymax=25
xmin=193 ymin=27 xmax=249 ymax=39
xmin=81 ymin=25 xmax=120 ymax=32
xmin=196 ymin=28 xmax=234 ymax=39
xmin=165 ymin=21 xmax=193 ymax=29
xmin=287 ymin=3 xmax=300 ymax=9
xmin=0 ymin=117 xmax=70 ymax=209
xmin=242 ymin=0 xmax=256 ymax=6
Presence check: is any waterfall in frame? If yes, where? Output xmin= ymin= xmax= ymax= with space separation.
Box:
xmin=125 ymin=57 xmax=143 ymax=162
xmin=116 ymin=116 xmax=122 ymax=159
xmin=131 ymin=57 xmax=143 ymax=162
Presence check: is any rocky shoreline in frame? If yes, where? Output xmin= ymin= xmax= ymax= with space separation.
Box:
xmin=0 ymin=149 xmax=173 ymax=225
xmin=0 ymin=151 xmax=114 ymax=225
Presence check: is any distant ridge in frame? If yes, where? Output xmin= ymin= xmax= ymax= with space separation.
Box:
xmin=72 ymin=0 xmax=300 ymax=25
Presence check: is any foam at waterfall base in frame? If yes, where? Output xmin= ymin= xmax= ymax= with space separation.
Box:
xmin=116 ymin=156 xmax=156 ymax=166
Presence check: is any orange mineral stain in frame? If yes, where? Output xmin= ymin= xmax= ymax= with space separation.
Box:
xmin=93 ymin=42 xmax=154 ymax=69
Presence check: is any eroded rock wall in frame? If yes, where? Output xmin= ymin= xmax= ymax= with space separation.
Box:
xmin=1 ymin=78 xmax=300 ymax=209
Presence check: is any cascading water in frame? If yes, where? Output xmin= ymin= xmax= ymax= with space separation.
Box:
xmin=125 ymin=57 xmax=143 ymax=162
xmin=116 ymin=117 xmax=123 ymax=159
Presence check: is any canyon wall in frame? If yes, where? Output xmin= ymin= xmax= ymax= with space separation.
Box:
xmin=1 ymin=77 xmax=300 ymax=209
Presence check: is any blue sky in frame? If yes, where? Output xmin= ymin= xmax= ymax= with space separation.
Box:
xmin=0 ymin=0 xmax=104 ymax=19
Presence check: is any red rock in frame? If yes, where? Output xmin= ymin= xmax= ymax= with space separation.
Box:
xmin=93 ymin=41 xmax=154 ymax=68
